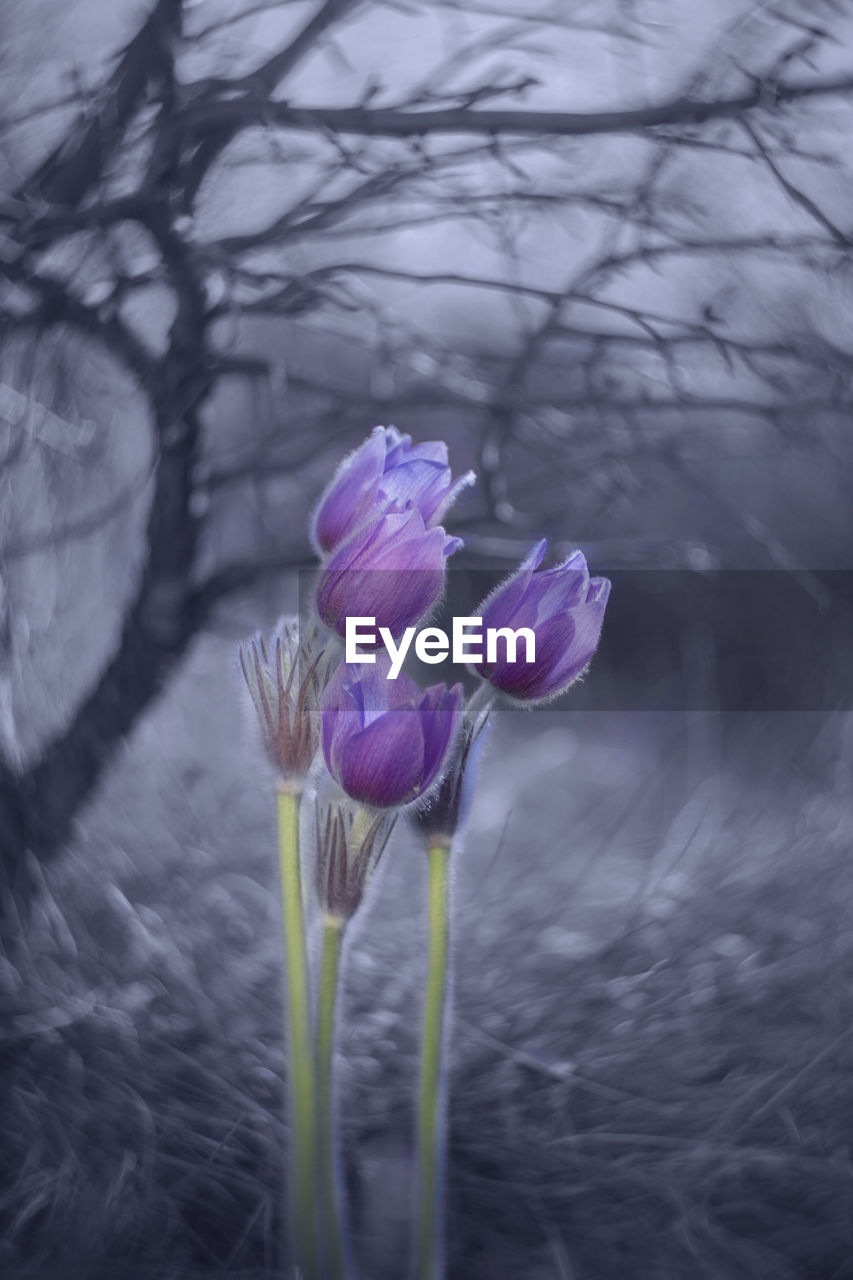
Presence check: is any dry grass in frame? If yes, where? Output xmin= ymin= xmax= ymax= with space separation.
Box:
xmin=2 ymin=640 xmax=852 ymax=1278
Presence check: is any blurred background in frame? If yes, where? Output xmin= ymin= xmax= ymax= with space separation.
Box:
xmin=2 ymin=2 xmax=853 ymax=1276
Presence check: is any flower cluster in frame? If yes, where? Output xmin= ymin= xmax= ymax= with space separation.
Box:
xmin=240 ymin=423 xmax=611 ymax=917
xmin=239 ymin=424 xmax=611 ymax=1280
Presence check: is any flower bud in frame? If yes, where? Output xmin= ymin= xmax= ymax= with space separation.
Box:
xmin=239 ymin=618 xmax=329 ymax=784
xmin=321 ymin=656 xmax=463 ymax=809
xmin=411 ymin=691 xmax=492 ymax=844
xmin=312 ymin=425 xmax=474 ymax=556
xmin=315 ymin=506 xmax=462 ymax=640
xmin=472 ymin=540 xmax=610 ymax=703
xmin=314 ymin=790 xmax=397 ymax=921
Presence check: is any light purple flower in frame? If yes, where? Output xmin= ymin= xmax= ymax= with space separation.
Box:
xmin=311 ymin=425 xmax=474 ymax=555
xmin=315 ymin=505 xmax=462 ymax=639
xmin=473 ymin=540 xmax=610 ymax=702
xmin=321 ymin=656 xmax=463 ymax=809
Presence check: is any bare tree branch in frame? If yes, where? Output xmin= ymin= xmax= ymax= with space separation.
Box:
xmin=183 ymin=72 xmax=853 ymax=142
xmin=2 ymin=0 xmax=852 ymax=946
xmin=740 ymin=117 xmax=851 ymax=246
xmin=182 ymin=0 xmax=358 ymax=205
xmin=13 ymin=0 xmax=183 ymax=210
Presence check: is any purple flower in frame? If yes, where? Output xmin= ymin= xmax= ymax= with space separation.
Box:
xmin=473 ymin=540 xmax=610 ymax=702
xmin=311 ymin=426 xmax=474 ymax=556
xmin=315 ymin=506 xmax=462 ymax=639
xmin=321 ymin=657 xmax=463 ymax=808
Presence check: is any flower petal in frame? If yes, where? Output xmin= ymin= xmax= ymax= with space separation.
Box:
xmin=417 ymin=682 xmax=463 ymax=788
xmin=377 ymin=458 xmax=450 ymax=522
xmin=477 ymin=538 xmax=548 ymax=630
xmin=431 ymin=469 xmax=476 ymax=526
xmin=344 ymin=655 xmax=422 ymax=724
xmin=381 ymin=426 xmax=413 ymax=467
xmin=311 ymin=428 xmax=386 ymax=553
xmin=586 ymin=575 xmax=611 ymax=606
xmin=336 ymin=707 xmax=426 ymax=807
xmin=404 ymin=440 xmax=449 ymax=465
xmin=528 ymin=567 xmax=588 ymax=623
xmin=320 ymin=667 xmax=362 ymax=775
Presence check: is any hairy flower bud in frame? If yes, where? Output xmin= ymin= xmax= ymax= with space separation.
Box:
xmin=315 ymin=506 xmax=462 ymax=639
xmin=314 ymin=790 xmax=398 ymax=920
xmin=239 ymin=619 xmax=329 ymax=784
xmin=411 ymin=690 xmax=492 ymax=844
xmin=321 ymin=656 xmax=463 ymax=809
xmin=312 ymin=425 xmax=474 ymax=556
xmin=472 ymin=540 xmax=610 ymax=703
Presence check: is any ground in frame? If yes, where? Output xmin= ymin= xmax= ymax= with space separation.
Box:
xmin=3 ymin=627 xmax=853 ymax=1279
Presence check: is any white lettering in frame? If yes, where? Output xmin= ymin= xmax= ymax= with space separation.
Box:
xmin=345 ymin=616 xmax=377 ymax=662
xmin=415 ymin=627 xmax=450 ymax=664
xmin=344 ymin=617 xmax=535 ymax=673
xmin=486 ymin=626 xmax=535 ymax=665
xmin=379 ymin=626 xmax=416 ymax=679
xmin=453 ymin=616 xmax=483 ymax=663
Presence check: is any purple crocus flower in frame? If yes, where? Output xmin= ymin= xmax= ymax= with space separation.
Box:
xmin=315 ymin=505 xmax=462 ymax=639
xmin=321 ymin=656 xmax=463 ymax=809
xmin=312 ymin=425 xmax=474 ymax=555
xmin=473 ymin=540 xmax=610 ymax=702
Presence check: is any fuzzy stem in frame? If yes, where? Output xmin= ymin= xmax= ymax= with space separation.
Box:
xmin=465 ymin=680 xmax=497 ymax=726
xmin=416 ymin=840 xmax=451 ymax=1280
xmin=317 ymin=913 xmax=349 ymax=1280
xmin=277 ymin=785 xmax=318 ymax=1279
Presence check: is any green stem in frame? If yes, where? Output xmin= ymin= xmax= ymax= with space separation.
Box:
xmin=416 ymin=841 xmax=451 ymax=1280
xmin=277 ymin=785 xmax=318 ymax=1279
xmin=317 ymin=914 xmax=349 ymax=1280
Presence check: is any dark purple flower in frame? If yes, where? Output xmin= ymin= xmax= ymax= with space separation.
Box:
xmin=473 ymin=540 xmax=610 ymax=703
xmin=321 ymin=657 xmax=463 ymax=808
xmin=311 ymin=426 xmax=474 ymax=555
xmin=315 ymin=506 xmax=462 ymax=639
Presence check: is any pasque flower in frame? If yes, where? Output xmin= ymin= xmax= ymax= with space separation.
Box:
xmin=315 ymin=789 xmax=398 ymax=921
xmin=312 ymin=425 xmax=474 ymax=555
xmin=315 ymin=505 xmax=462 ymax=640
xmin=240 ymin=620 xmax=331 ymax=1276
xmin=321 ymin=656 xmax=463 ymax=809
xmin=239 ymin=619 xmax=329 ymax=784
xmin=472 ymin=539 xmax=610 ymax=703
xmin=412 ymin=691 xmax=492 ymax=845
